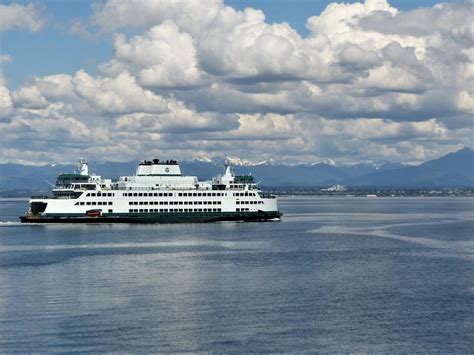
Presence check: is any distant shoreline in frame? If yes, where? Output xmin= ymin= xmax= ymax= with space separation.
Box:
xmin=268 ymin=187 xmax=474 ymax=198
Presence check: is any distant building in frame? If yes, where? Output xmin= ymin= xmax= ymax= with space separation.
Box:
xmin=321 ymin=184 xmax=347 ymax=192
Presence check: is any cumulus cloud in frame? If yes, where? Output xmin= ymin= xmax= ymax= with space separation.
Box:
xmin=0 ymin=0 xmax=472 ymax=164
xmin=0 ymin=77 xmax=13 ymax=120
xmin=12 ymin=85 xmax=48 ymax=109
xmin=101 ymin=21 xmax=203 ymax=88
xmin=320 ymin=117 xmax=448 ymax=141
xmin=337 ymin=44 xmax=381 ymax=69
xmin=0 ymin=3 xmax=46 ymax=32
xmin=114 ymin=105 xmax=239 ymax=134
xmin=358 ymin=2 xmax=474 ymax=43
xmin=90 ymin=0 xmax=222 ymax=35
xmin=72 ymin=70 xmax=169 ymax=114
xmin=198 ymin=8 xmax=312 ymax=80
xmin=33 ymin=74 xmax=76 ymax=101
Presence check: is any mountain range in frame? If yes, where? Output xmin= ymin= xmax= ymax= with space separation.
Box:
xmin=0 ymin=148 xmax=473 ymax=195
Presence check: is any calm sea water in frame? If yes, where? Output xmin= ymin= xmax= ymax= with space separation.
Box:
xmin=0 ymin=197 xmax=473 ymax=352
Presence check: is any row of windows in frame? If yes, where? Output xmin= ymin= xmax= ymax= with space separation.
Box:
xmin=75 ymin=200 xmax=258 ymax=207
xmin=75 ymin=201 xmax=112 ymax=206
xmin=83 ymin=191 xmax=258 ymax=198
xmin=237 ymin=201 xmax=263 ymax=205
xmin=129 ymin=208 xmax=222 ymax=213
xmin=122 ymin=192 xmax=229 ymax=197
xmin=123 ymin=192 xmax=173 ymax=197
xmin=236 ymin=208 xmax=251 ymax=212
xmin=230 ymin=184 xmax=246 ymax=189
xmin=233 ymin=192 xmax=257 ymax=197
xmin=177 ymin=192 xmax=227 ymax=197
xmin=129 ymin=201 xmax=222 ymax=206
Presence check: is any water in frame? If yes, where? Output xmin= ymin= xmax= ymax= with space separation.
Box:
xmin=0 ymin=197 xmax=473 ymax=352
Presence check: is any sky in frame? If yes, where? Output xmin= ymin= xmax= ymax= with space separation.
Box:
xmin=0 ymin=0 xmax=472 ymax=165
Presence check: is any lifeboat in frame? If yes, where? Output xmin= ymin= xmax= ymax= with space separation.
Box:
xmin=86 ymin=209 xmax=102 ymax=217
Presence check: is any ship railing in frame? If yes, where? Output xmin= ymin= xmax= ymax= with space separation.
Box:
xmin=260 ymin=194 xmax=276 ymax=199
xmin=32 ymin=196 xmax=77 ymax=200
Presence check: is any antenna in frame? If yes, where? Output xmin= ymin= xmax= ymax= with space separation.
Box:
xmin=44 ymin=180 xmax=55 ymax=187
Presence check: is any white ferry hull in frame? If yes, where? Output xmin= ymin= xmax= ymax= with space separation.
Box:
xmin=20 ymin=211 xmax=282 ymax=224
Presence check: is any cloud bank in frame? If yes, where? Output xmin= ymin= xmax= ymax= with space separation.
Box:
xmin=0 ymin=0 xmax=472 ymax=164
xmin=0 ymin=2 xmax=46 ymax=32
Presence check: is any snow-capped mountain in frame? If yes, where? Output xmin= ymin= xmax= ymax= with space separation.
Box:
xmin=310 ymin=158 xmax=336 ymax=166
xmin=192 ymin=157 xmax=215 ymax=164
xmin=253 ymin=158 xmax=276 ymax=166
xmin=224 ymin=156 xmax=275 ymax=166
xmin=188 ymin=156 xmax=275 ymax=166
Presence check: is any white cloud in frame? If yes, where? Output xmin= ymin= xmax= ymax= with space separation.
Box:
xmin=114 ymin=103 xmax=239 ymax=134
xmin=90 ymin=0 xmax=223 ymax=35
xmin=359 ymin=2 xmax=474 ymax=43
xmin=102 ymin=21 xmax=203 ymax=88
xmin=72 ymin=70 xmax=169 ymax=114
xmin=0 ymin=0 xmax=472 ymax=164
xmin=34 ymin=74 xmax=76 ymax=101
xmin=356 ymin=63 xmax=429 ymax=93
xmin=0 ymin=3 xmax=46 ymax=32
xmin=192 ymin=113 xmax=300 ymax=141
xmin=12 ymin=85 xmax=48 ymax=109
xmin=198 ymin=8 xmax=312 ymax=80
xmin=320 ymin=117 xmax=448 ymax=141
xmin=0 ymin=77 xmax=13 ymax=120
xmin=305 ymin=0 xmax=422 ymax=52
xmin=456 ymin=91 xmax=474 ymax=114
xmin=337 ymin=44 xmax=380 ymax=69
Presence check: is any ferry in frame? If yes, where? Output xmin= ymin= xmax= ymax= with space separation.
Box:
xmin=19 ymin=158 xmax=281 ymax=223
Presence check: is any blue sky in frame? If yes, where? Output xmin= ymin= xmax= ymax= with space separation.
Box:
xmin=0 ymin=0 xmax=472 ymax=165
